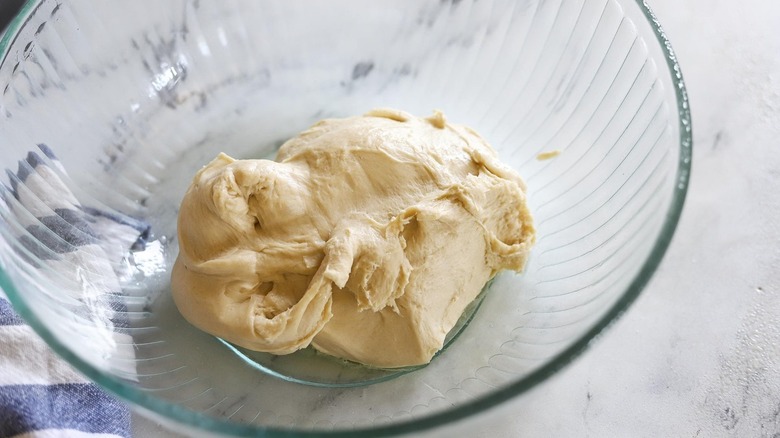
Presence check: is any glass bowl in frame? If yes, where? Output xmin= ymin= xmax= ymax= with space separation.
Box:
xmin=0 ymin=0 xmax=691 ymax=435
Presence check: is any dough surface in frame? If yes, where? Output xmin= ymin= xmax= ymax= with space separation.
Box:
xmin=171 ymin=108 xmax=535 ymax=368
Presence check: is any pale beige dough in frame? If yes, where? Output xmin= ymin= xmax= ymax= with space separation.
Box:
xmin=171 ymin=108 xmax=535 ymax=368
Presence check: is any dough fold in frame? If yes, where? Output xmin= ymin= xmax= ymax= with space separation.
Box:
xmin=172 ymin=108 xmax=535 ymax=367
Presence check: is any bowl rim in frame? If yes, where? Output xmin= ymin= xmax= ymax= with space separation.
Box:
xmin=0 ymin=0 xmax=692 ymax=436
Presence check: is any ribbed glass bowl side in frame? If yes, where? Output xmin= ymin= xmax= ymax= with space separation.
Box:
xmin=0 ymin=0 xmax=690 ymax=436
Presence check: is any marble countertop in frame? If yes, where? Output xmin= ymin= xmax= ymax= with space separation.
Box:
xmin=135 ymin=0 xmax=780 ymax=436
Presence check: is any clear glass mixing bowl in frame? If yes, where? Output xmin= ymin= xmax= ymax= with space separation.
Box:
xmin=0 ymin=0 xmax=691 ymax=435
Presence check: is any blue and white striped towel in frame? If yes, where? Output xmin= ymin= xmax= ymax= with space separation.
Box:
xmin=0 ymin=146 xmax=148 ymax=438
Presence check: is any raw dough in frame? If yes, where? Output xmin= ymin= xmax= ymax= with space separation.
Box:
xmin=171 ymin=108 xmax=535 ymax=368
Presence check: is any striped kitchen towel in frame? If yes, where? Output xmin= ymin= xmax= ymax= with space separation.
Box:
xmin=0 ymin=145 xmax=149 ymax=438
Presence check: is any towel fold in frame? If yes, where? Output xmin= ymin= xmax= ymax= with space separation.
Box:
xmin=0 ymin=145 xmax=148 ymax=438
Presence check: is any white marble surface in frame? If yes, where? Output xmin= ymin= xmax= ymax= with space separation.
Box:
xmin=134 ymin=0 xmax=780 ymax=436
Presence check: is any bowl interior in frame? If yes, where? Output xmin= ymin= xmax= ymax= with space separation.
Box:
xmin=0 ymin=0 xmax=690 ymax=435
